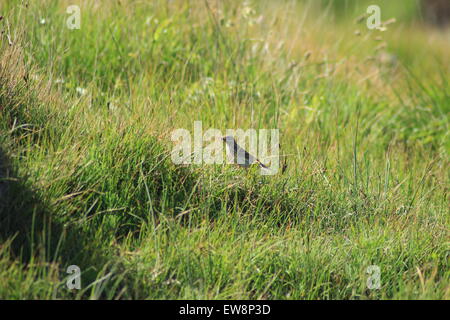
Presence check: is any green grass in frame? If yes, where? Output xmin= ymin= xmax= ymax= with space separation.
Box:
xmin=0 ymin=0 xmax=448 ymax=299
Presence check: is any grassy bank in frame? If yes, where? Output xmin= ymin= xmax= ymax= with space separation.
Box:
xmin=0 ymin=0 xmax=448 ymax=299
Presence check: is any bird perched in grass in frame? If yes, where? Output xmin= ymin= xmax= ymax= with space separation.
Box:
xmin=221 ymin=136 xmax=269 ymax=170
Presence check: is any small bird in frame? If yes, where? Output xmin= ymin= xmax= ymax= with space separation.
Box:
xmin=221 ymin=136 xmax=269 ymax=170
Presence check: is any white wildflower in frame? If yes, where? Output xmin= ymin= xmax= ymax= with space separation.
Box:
xmin=76 ymin=87 xmax=87 ymax=96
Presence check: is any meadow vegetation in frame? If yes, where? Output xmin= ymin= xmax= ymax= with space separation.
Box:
xmin=0 ymin=0 xmax=448 ymax=299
